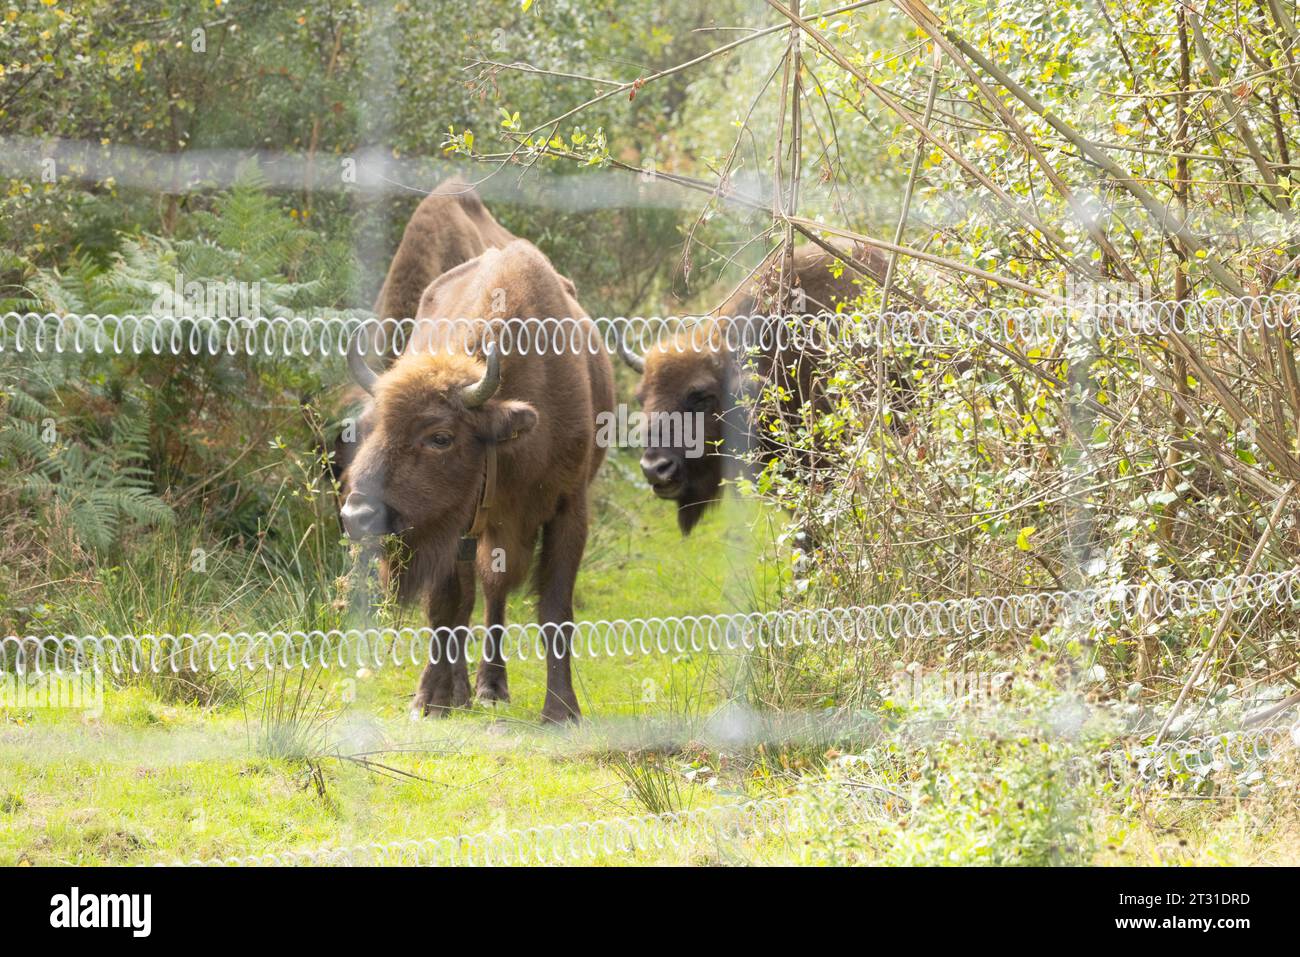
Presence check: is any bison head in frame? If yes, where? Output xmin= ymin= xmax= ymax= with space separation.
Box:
xmin=340 ymin=340 xmax=536 ymax=549
xmin=628 ymin=334 xmax=747 ymax=535
xmin=337 ymin=246 xmax=554 ymax=573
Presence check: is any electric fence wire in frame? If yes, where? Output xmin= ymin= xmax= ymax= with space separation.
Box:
xmin=4 ymin=291 xmax=1300 ymax=359
xmin=4 ymin=568 xmax=1299 ymax=676
xmin=162 ymin=788 xmax=879 ymax=867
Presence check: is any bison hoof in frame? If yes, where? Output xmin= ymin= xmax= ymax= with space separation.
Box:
xmin=475 ymin=682 xmax=510 ymax=705
xmin=540 ymin=702 xmax=581 ymax=725
xmin=412 ymin=694 xmax=453 ymax=718
xmin=475 ymin=664 xmax=510 ymax=704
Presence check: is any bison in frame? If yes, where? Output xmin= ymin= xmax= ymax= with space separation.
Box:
xmin=339 ymin=239 xmax=615 ymax=723
xmin=619 ymin=241 xmax=887 ymax=534
xmin=373 ymin=177 xmax=516 ymax=328
xmin=332 ymin=180 xmax=517 ymax=488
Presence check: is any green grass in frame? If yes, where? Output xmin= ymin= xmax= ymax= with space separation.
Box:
xmin=5 ymin=453 xmax=1297 ymax=866
xmin=0 ymin=452 xmax=797 ymax=866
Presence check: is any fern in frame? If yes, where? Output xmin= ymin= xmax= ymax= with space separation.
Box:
xmin=26 ymin=171 xmax=351 ymax=322
xmin=3 ymin=171 xmax=356 ymax=555
xmin=1 ymin=383 xmax=53 ymax=420
xmin=2 ymin=384 xmax=174 ymax=553
xmin=0 ymin=418 xmax=51 ymax=463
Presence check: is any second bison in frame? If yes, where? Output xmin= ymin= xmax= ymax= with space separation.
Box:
xmin=620 ymin=241 xmax=886 ymax=534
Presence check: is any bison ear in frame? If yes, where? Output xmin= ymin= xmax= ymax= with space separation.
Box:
xmin=486 ymin=399 xmax=538 ymax=443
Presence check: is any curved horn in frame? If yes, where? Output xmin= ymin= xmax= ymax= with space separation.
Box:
xmin=460 ymin=341 xmax=501 ymax=408
xmin=347 ymin=330 xmax=381 ymax=395
xmin=616 ymin=324 xmax=646 ymax=373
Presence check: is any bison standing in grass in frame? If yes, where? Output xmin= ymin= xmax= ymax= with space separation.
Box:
xmin=620 ymin=241 xmax=887 ymax=534
xmin=340 ymin=240 xmax=614 ymax=723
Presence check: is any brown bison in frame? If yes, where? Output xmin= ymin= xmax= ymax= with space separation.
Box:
xmin=333 ymin=180 xmax=515 ymax=486
xmin=340 ymin=239 xmax=615 ymax=723
xmin=620 ymin=241 xmax=887 ymax=534
xmin=373 ymin=177 xmax=516 ymax=326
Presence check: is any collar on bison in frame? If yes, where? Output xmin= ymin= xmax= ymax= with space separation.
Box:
xmin=456 ymin=440 xmax=497 ymax=564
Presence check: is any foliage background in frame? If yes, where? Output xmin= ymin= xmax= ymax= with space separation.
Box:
xmin=2 ymin=0 xmax=1299 ymax=865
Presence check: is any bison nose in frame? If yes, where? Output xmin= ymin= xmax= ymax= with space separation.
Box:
xmin=340 ymin=492 xmax=388 ymax=540
xmin=640 ymin=451 xmax=681 ymax=486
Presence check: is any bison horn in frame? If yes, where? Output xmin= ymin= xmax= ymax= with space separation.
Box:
xmin=347 ymin=330 xmax=381 ymax=395
xmin=461 ymin=341 xmax=501 ymax=408
xmin=616 ymin=326 xmax=646 ymax=374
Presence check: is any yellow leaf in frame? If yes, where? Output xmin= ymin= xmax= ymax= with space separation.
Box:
xmin=1016 ymin=526 xmax=1036 ymax=551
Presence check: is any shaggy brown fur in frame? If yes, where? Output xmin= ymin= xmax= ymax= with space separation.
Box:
xmin=332 ymin=181 xmax=515 ymax=488
xmin=341 ymin=240 xmax=614 ymax=723
xmin=633 ymin=241 xmax=886 ymax=534
xmin=372 ymin=178 xmax=515 ymax=324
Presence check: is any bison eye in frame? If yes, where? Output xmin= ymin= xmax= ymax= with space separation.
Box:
xmin=685 ymin=390 xmax=715 ymax=411
xmin=422 ymin=432 xmax=454 ymax=450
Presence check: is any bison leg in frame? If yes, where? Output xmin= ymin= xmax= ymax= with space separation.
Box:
xmin=475 ymin=591 xmax=510 ymax=704
xmin=414 ymin=565 xmax=475 ymax=716
xmin=536 ymin=497 xmax=587 ymax=724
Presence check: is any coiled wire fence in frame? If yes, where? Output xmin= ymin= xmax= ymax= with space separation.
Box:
xmin=3 ymin=291 xmax=1300 ymax=359
xmin=166 ymin=789 xmax=877 ymax=867
xmin=5 ymin=568 xmax=1299 ymax=676
xmin=1099 ymin=723 xmax=1300 ymax=785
